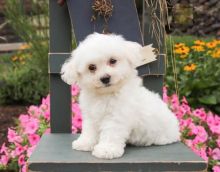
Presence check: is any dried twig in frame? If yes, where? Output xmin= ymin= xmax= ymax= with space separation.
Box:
xmin=91 ymin=0 xmax=113 ymax=33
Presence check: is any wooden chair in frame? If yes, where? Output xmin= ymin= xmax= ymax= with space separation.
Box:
xmin=28 ymin=0 xmax=207 ymax=171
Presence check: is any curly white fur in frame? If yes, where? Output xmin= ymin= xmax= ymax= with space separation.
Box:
xmin=61 ymin=33 xmax=180 ymax=159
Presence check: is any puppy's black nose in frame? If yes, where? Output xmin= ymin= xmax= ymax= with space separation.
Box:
xmin=100 ymin=75 xmax=111 ymax=84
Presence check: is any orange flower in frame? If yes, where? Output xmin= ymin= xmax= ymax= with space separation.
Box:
xmin=19 ymin=43 xmax=30 ymax=50
xmin=194 ymin=40 xmax=205 ymax=46
xmin=174 ymin=43 xmax=185 ymax=48
xmin=174 ymin=46 xmax=190 ymax=55
xmin=191 ymin=45 xmax=205 ymax=52
xmin=206 ymin=42 xmax=217 ymax=49
xmin=211 ymin=48 xmax=220 ymax=58
xmin=184 ymin=64 xmax=196 ymax=71
xmin=212 ymin=39 xmax=220 ymax=45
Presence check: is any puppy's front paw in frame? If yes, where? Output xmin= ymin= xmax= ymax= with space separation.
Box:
xmin=92 ymin=143 xmax=124 ymax=159
xmin=72 ymin=139 xmax=94 ymax=152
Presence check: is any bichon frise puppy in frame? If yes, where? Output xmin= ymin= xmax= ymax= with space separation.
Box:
xmin=61 ymin=33 xmax=180 ymax=159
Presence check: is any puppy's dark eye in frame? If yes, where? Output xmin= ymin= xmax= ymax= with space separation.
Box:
xmin=88 ymin=64 xmax=97 ymax=72
xmin=109 ymin=58 xmax=117 ymax=65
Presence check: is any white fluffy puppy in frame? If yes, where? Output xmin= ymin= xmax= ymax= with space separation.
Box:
xmin=61 ymin=33 xmax=180 ymax=159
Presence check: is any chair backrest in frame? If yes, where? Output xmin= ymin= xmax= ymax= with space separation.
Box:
xmin=49 ymin=0 xmax=165 ymax=134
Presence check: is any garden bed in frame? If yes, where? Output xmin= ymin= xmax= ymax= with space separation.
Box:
xmin=0 ymin=106 xmax=26 ymax=146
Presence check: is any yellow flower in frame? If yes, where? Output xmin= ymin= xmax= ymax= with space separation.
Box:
xmin=194 ymin=40 xmax=205 ymax=46
xmin=174 ymin=46 xmax=190 ymax=55
xmin=211 ymin=48 xmax=220 ymax=58
xmin=184 ymin=63 xmax=196 ymax=71
xmin=19 ymin=43 xmax=31 ymax=50
xmin=174 ymin=43 xmax=185 ymax=48
xmin=212 ymin=39 xmax=220 ymax=45
xmin=180 ymin=54 xmax=188 ymax=59
xmin=206 ymin=41 xmax=217 ymax=49
xmin=191 ymin=45 xmax=205 ymax=52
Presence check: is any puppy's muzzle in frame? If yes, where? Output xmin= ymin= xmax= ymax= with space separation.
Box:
xmin=100 ymin=75 xmax=111 ymax=85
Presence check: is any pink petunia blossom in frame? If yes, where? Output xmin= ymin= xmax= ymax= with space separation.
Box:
xmin=0 ymin=155 xmax=9 ymax=166
xmin=72 ymin=103 xmax=81 ymax=116
xmin=18 ymin=155 xmax=25 ymax=166
xmin=15 ymin=143 xmax=26 ymax=156
xmin=28 ymin=105 xmax=40 ymax=117
xmin=10 ymin=150 xmax=16 ymax=158
xmin=213 ymin=166 xmax=220 ymax=172
xmin=0 ymin=143 xmax=8 ymax=154
xmin=43 ymin=110 xmax=50 ymax=121
xmin=162 ymin=87 xmax=168 ymax=103
xmin=73 ymin=114 xmax=82 ymax=129
xmin=199 ymin=147 xmax=208 ymax=161
xmin=22 ymin=163 xmax=27 ymax=172
xmin=212 ymin=148 xmax=220 ymax=160
xmin=181 ymin=96 xmax=188 ymax=105
xmin=72 ymin=84 xmax=80 ymax=96
xmin=28 ymin=134 xmax=40 ymax=146
xmin=192 ymin=109 xmax=207 ymax=121
xmin=24 ymin=118 xmax=39 ymax=134
xmin=7 ymin=128 xmax=22 ymax=143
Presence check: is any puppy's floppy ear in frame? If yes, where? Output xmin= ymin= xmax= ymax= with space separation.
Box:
xmin=61 ymin=51 xmax=79 ymax=85
xmin=125 ymin=41 xmax=143 ymax=67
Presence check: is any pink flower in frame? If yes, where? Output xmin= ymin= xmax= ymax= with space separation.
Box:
xmin=73 ymin=114 xmax=82 ymax=129
xmin=27 ymin=145 xmax=36 ymax=157
xmin=72 ymin=103 xmax=81 ymax=115
xmin=210 ymin=123 xmax=220 ymax=135
xmin=180 ymin=104 xmax=191 ymax=114
xmin=43 ymin=110 xmax=50 ymax=121
xmin=181 ymin=97 xmax=188 ymax=104
xmin=15 ymin=143 xmax=26 ymax=156
xmin=28 ymin=105 xmax=40 ymax=117
xmin=18 ymin=155 xmax=25 ymax=166
xmin=170 ymin=94 xmax=180 ymax=110
xmin=28 ymin=134 xmax=40 ymax=146
xmin=192 ymin=109 xmax=206 ymax=121
xmin=7 ymin=128 xmax=22 ymax=143
xmin=212 ymin=148 xmax=220 ymax=160
xmin=10 ymin=150 xmax=16 ymax=158
xmin=72 ymin=125 xmax=78 ymax=134
xmin=213 ymin=166 xmax=220 ymax=172
xmin=19 ymin=114 xmax=29 ymax=127
xmin=24 ymin=118 xmax=39 ymax=134
xmin=22 ymin=163 xmax=27 ymax=172
xmin=41 ymin=95 xmax=50 ymax=106
xmin=72 ymin=84 xmax=80 ymax=96
xmin=162 ymin=87 xmax=168 ymax=103
xmin=199 ymin=147 xmax=208 ymax=161
xmin=0 ymin=155 xmax=9 ymax=166
xmin=0 ymin=143 xmax=8 ymax=154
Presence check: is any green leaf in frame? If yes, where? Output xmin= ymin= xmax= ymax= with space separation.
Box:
xmin=198 ymin=95 xmax=217 ymax=105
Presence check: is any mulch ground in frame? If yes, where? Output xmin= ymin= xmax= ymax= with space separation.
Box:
xmin=0 ymin=106 xmax=27 ymax=146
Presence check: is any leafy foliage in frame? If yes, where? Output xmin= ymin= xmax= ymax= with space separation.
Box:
xmin=165 ymin=37 xmax=220 ymax=114
xmin=0 ymin=0 xmax=49 ymax=105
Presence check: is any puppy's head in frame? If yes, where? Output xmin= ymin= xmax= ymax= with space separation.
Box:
xmin=61 ymin=33 xmax=142 ymax=94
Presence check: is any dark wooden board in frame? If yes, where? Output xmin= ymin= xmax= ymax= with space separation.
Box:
xmin=67 ymin=0 xmax=143 ymax=44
